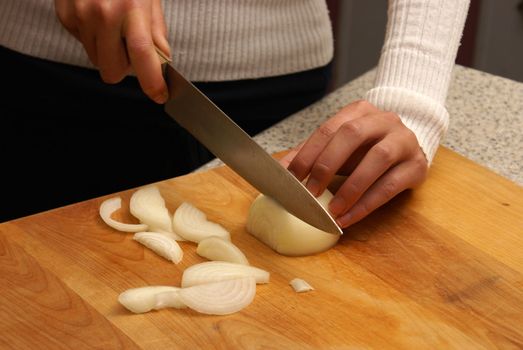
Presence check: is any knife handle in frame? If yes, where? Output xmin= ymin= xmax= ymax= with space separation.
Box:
xmin=154 ymin=45 xmax=172 ymax=64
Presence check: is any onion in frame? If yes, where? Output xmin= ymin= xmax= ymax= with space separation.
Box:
xmin=181 ymin=261 xmax=269 ymax=288
xmin=130 ymin=185 xmax=181 ymax=237
xmin=154 ymin=229 xmax=186 ymax=242
xmin=179 ymin=277 xmax=256 ymax=315
xmin=196 ymin=236 xmax=249 ymax=265
xmin=99 ymin=197 xmax=148 ymax=232
xmin=134 ymin=231 xmax=183 ymax=264
xmin=172 ymin=202 xmax=230 ymax=243
xmin=289 ymin=278 xmax=314 ymax=293
xmin=246 ymin=190 xmax=340 ymax=256
xmin=154 ymin=290 xmax=186 ymax=310
xmin=118 ymin=286 xmax=180 ymax=313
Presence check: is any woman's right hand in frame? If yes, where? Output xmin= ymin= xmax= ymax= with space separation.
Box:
xmin=54 ymin=0 xmax=170 ymax=103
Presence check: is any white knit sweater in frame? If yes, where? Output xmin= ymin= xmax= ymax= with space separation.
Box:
xmin=0 ymin=0 xmax=469 ymax=163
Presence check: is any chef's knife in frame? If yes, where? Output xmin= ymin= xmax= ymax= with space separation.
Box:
xmin=157 ymin=48 xmax=342 ymax=235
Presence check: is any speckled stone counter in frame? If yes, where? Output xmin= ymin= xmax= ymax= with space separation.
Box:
xmin=199 ymin=65 xmax=523 ymax=186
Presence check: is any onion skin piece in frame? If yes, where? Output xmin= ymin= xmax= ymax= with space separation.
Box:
xmin=197 ymin=236 xmax=249 ymax=265
xmin=179 ymin=277 xmax=256 ymax=315
xmin=119 ymin=286 xmax=180 ymax=313
xmin=289 ymin=278 xmax=314 ymax=293
xmin=246 ymin=190 xmax=340 ymax=256
xmin=181 ymin=261 xmax=269 ymax=288
xmin=130 ymin=185 xmax=174 ymax=235
xmin=172 ymin=202 xmax=231 ymax=243
xmin=99 ymin=197 xmax=148 ymax=232
xmin=133 ymin=232 xmax=183 ymax=264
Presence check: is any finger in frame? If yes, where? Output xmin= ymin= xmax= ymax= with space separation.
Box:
xmin=123 ymin=7 xmax=167 ymax=104
xmin=287 ymin=100 xmax=379 ymax=182
xmin=151 ymin=0 xmax=171 ymax=58
xmin=79 ymin=29 xmax=99 ymax=66
xmin=328 ymin=134 xmax=406 ymax=217
xmin=335 ymin=157 xmax=428 ymax=228
xmin=54 ymin=0 xmax=81 ymax=40
xmin=305 ymin=114 xmax=398 ymax=197
xmin=69 ymin=0 xmax=100 ymax=67
xmin=279 ymin=141 xmax=305 ymax=169
xmin=96 ymin=19 xmax=130 ymax=83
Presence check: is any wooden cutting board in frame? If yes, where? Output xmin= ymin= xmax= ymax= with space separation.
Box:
xmin=1 ymin=146 xmax=522 ymax=349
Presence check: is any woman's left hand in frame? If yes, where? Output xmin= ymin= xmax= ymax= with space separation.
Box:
xmin=280 ymin=100 xmax=429 ymax=229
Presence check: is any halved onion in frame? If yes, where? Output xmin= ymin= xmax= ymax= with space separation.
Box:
xmin=172 ymin=202 xmax=230 ymax=243
xmin=246 ymin=190 xmax=340 ymax=256
xmin=118 ymin=286 xmax=180 ymax=313
xmin=154 ymin=290 xmax=186 ymax=309
xmin=179 ymin=277 xmax=256 ymax=315
xmin=99 ymin=197 xmax=148 ymax=232
xmin=130 ymin=185 xmax=177 ymax=235
xmin=134 ymin=231 xmax=183 ymax=264
xmin=289 ymin=278 xmax=314 ymax=293
xmin=181 ymin=261 xmax=269 ymax=288
xmin=197 ymin=236 xmax=249 ymax=265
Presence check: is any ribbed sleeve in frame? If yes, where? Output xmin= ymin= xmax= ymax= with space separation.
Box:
xmin=0 ymin=0 xmax=91 ymax=67
xmin=0 ymin=0 xmax=333 ymax=82
xmin=365 ymin=0 xmax=470 ymax=163
xmin=159 ymin=0 xmax=334 ymax=81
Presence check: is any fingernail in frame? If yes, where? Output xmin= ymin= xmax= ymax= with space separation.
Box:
xmin=155 ymin=91 xmax=168 ymax=104
xmin=329 ymin=196 xmax=346 ymax=217
xmin=336 ymin=212 xmax=352 ymax=228
xmin=306 ymin=177 xmax=320 ymax=196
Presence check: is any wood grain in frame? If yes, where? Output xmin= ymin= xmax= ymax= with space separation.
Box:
xmin=0 ymin=146 xmax=522 ymax=349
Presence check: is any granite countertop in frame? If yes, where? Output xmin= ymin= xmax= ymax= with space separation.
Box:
xmin=199 ymin=65 xmax=523 ymax=186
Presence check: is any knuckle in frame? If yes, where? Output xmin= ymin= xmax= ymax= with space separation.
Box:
xmin=317 ymin=124 xmax=335 ymax=139
xmin=342 ymin=181 xmax=362 ymax=200
xmin=372 ymin=143 xmax=394 ymax=163
xmin=310 ymin=162 xmax=331 ymax=179
xmin=383 ymin=112 xmax=402 ymax=124
xmin=406 ymin=156 xmax=429 ymax=188
xmin=354 ymin=201 xmax=372 ymax=217
xmin=382 ymin=178 xmax=399 ymax=199
xmin=126 ymin=36 xmax=151 ymax=53
xmin=403 ymin=127 xmax=418 ymax=143
xmin=91 ymin=0 xmax=115 ymax=20
xmin=352 ymin=99 xmax=372 ymax=111
xmin=339 ymin=121 xmax=362 ymax=139
xmin=413 ymin=155 xmax=429 ymax=177
xmin=288 ymin=156 xmax=310 ymax=178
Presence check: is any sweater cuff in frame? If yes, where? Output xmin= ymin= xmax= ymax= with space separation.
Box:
xmin=365 ymin=86 xmax=449 ymax=164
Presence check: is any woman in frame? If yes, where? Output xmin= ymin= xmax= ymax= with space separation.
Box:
xmin=0 ymin=0 xmax=469 ymax=226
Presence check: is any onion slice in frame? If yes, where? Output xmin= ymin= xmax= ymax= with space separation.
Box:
xmin=289 ymin=278 xmax=314 ymax=293
xmin=197 ymin=236 xmax=249 ymax=265
xmin=179 ymin=277 xmax=256 ymax=315
xmin=154 ymin=290 xmax=186 ymax=310
xmin=181 ymin=261 xmax=269 ymax=288
xmin=99 ymin=197 xmax=148 ymax=232
xmin=118 ymin=286 xmax=180 ymax=313
xmin=134 ymin=231 xmax=183 ymax=264
xmin=172 ymin=202 xmax=230 ymax=243
xmin=130 ymin=185 xmax=180 ymax=237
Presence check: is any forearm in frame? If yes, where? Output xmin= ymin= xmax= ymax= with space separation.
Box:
xmin=365 ymin=0 xmax=470 ymax=163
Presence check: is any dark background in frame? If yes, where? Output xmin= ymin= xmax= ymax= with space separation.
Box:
xmin=326 ymin=0 xmax=523 ymax=89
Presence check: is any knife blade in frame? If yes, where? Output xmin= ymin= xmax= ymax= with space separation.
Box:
xmin=158 ymin=49 xmax=342 ymax=235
